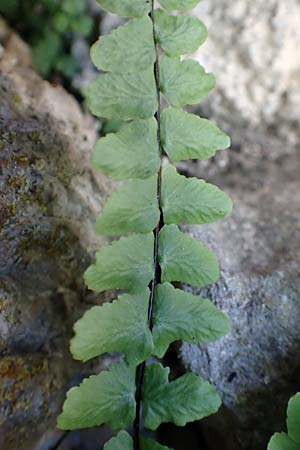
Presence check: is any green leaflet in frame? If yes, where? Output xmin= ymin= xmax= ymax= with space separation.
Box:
xmin=57 ymin=361 xmax=136 ymax=430
xmin=84 ymin=233 xmax=154 ymax=293
xmin=91 ymin=119 xmax=160 ymax=181
xmin=96 ymin=0 xmax=150 ymax=17
xmin=152 ymin=283 xmax=230 ymax=357
xmin=158 ymin=224 xmax=219 ymax=286
xmin=268 ymin=393 xmax=300 ymax=450
xmin=160 ymin=56 xmax=215 ymax=107
xmin=71 ymin=289 xmax=153 ymax=364
xmin=102 ymin=119 xmax=125 ymax=134
xmin=158 ymin=0 xmax=201 ymax=10
xmin=141 ymin=437 xmax=173 ymax=450
xmin=104 ymin=431 xmax=133 ymax=450
xmin=91 ymin=16 xmax=155 ymax=73
xmin=62 ymin=0 xmax=233 ymax=443
xmin=142 ymin=363 xmax=221 ymax=430
xmin=162 ymin=165 xmax=232 ymax=225
xmin=288 ymin=394 xmax=300 ymax=443
xmin=85 ymin=68 xmax=157 ymax=120
xmin=96 ymin=176 xmax=159 ymax=235
xmin=268 ymin=434 xmax=300 ymax=450
xmin=154 ymin=9 xmax=207 ymax=56
xmin=161 ymin=107 xmax=230 ymax=161
xmin=104 ymin=431 xmax=173 ymax=450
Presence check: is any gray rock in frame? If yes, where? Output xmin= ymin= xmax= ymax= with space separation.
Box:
xmin=193 ymin=0 xmax=300 ymax=132
xmin=180 ymin=148 xmax=300 ymax=449
xmin=0 ymin=19 xmax=112 ymax=450
xmin=178 ymin=0 xmax=300 ymax=181
xmin=179 ymin=2 xmax=300 ymax=448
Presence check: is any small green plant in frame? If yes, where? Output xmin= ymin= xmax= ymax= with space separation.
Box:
xmin=57 ymin=1 xmax=232 ymax=448
xmin=268 ymin=393 xmax=300 ymax=450
xmin=0 ymin=0 xmax=93 ymax=78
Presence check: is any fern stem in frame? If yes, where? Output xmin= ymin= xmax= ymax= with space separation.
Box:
xmin=133 ymin=2 xmax=164 ymax=448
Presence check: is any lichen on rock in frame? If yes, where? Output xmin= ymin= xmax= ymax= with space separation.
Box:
xmin=0 ymin=19 xmax=111 ymax=450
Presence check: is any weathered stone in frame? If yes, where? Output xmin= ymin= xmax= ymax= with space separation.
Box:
xmin=193 ymin=0 xmax=300 ymax=130
xmin=2 ymin=1 xmax=300 ymax=448
xmin=0 ymin=20 xmax=111 ymax=450
xmin=178 ymin=2 xmax=300 ymax=448
xmin=177 ymin=0 xmax=300 ymax=181
xmin=180 ymin=148 xmax=300 ymax=449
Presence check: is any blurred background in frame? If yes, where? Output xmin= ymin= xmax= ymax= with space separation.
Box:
xmin=0 ymin=1 xmax=299 ymax=450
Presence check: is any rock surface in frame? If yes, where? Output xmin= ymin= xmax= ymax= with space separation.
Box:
xmin=181 ymin=9 xmax=300 ymax=442
xmin=0 ymin=19 xmax=111 ymax=450
xmin=194 ymin=0 xmax=300 ymax=129
xmin=181 ymin=166 xmax=300 ymax=448
xmin=1 ymin=1 xmax=300 ymax=449
xmin=179 ymin=2 xmax=300 ymax=449
xmin=177 ymin=0 xmax=300 ymax=180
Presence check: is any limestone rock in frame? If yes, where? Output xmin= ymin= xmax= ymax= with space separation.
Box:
xmin=0 ymin=20 xmax=110 ymax=450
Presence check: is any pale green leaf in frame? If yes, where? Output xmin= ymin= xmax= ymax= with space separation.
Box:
xmin=141 ymin=437 xmax=173 ymax=450
xmin=161 ymin=107 xmax=230 ymax=161
xmin=92 ymin=118 xmax=160 ymax=181
xmin=71 ymin=289 xmax=153 ymax=364
xmin=142 ymin=363 xmax=221 ymax=429
xmin=91 ymin=16 xmax=155 ymax=73
xmin=84 ymin=233 xmax=154 ymax=293
xmin=160 ymin=56 xmax=215 ymax=107
xmin=268 ymin=434 xmax=300 ymax=450
xmin=57 ymin=361 xmax=135 ymax=430
xmin=96 ymin=0 xmax=150 ymax=17
xmin=287 ymin=394 xmax=300 ymax=443
xmin=102 ymin=119 xmax=125 ymax=134
xmin=154 ymin=9 xmax=207 ymax=56
xmin=104 ymin=431 xmax=132 ymax=450
xmin=96 ymin=176 xmax=159 ymax=235
xmin=152 ymin=283 xmax=230 ymax=357
xmin=158 ymin=0 xmax=200 ymax=10
xmin=103 ymin=432 xmax=172 ymax=450
xmin=162 ymin=165 xmax=232 ymax=225
xmin=158 ymin=225 xmax=219 ymax=286
xmin=85 ymin=69 xmax=157 ymax=120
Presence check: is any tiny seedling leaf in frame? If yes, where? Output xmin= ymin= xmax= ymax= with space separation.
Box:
xmin=268 ymin=434 xmax=300 ymax=450
xmin=287 ymin=393 xmax=300 ymax=444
